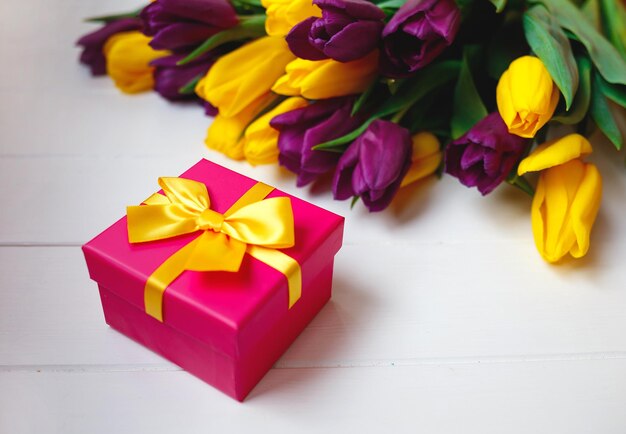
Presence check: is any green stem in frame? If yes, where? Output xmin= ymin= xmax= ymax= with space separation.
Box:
xmin=507 ymin=174 xmax=535 ymax=197
xmin=391 ymin=105 xmax=411 ymax=124
xmin=85 ymin=8 xmax=142 ymax=23
xmin=178 ymin=74 xmax=204 ymax=96
xmin=178 ymin=15 xmax=266 ymax=66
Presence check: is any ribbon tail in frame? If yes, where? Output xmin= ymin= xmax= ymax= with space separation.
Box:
xmin=144 ymin=234 xmax=203 ymax=321
xmin=247 ymin=245 xmax=302 ymax=308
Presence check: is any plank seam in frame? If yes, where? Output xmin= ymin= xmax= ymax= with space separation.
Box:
xmin=3 ymin=352 xmax=626 ymax=373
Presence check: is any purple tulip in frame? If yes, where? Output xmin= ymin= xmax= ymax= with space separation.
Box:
xmin=445 ymin=112 xmax=528 ymax=195
xmin=286 ymin=0 xmax=385 ymax=63
xmin=76 ymin=18 xmax=142 ymax=76
xmin=271 ymin=98 xmax=362 ymax=187
xmin=151 ymin=53 xmax=215 ymax=101
xmin=333 ymin=120 xmax=412 ymax=212
xmin=380 ymin=0 xmax=461 ymax=78
xmin=141 ymin=0 xmax=238 ymax=51
xmin=203 ymin=101 xmax=218 ymax=117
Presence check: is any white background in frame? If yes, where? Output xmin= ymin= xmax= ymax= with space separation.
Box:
xmin=1 ymin=1 xmax=626 ymax=432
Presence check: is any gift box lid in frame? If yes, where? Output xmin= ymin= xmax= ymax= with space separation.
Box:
xmin=83 ymin=159 xmax=344 ymax=360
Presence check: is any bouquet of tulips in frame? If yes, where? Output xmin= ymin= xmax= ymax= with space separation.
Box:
xmin=77 ymin=0 xmax=626 ymax=263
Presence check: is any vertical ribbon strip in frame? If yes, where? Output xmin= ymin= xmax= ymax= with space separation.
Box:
xmin=127 ymin=177 xmax=301 ymax=322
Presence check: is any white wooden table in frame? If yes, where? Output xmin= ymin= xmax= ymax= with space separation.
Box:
xmin=2 ymin=1 xmax=626 ymax=432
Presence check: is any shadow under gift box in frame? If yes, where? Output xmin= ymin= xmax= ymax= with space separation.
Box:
xmin=82 ymin=159 xmax=345 ymax=401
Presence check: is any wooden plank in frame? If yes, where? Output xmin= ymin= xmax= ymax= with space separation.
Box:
xmin=2 ymin=245 xmax=626 ymax=367
xmin=2 ymin=360 xmax=626 ymax=433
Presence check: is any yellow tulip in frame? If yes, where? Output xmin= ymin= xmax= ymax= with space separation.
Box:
xmin=103 ymin=31 xmax=168 ymax=94
xmin=261 ymin=0 xmax=321 ymax=36
xmin=496 ymin=56 xmax=560 ymax=138
xmin=243 ymin=97 xmax=309 ymax=165
xmin=517 ymin=133 xmax=602 ymax=263
xmin=196 ymin=36 xmax=295 ymax=118
xmin=272 ymin=51 xmax=379 ymax=100
xmin=205 ymin=94 xmax=277 ymax=160
xmin=531 ymin=160 xmax=602 ymax=263
xmin=401 ymin=132 xmax=442 ymax=187
xmin=518 ymin=134 xmax=593 ymax=176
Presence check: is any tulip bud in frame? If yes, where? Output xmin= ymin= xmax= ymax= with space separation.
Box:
xmin=205 ymin=93 xmax=277 ymax=160
xmin=77 ymin=18 xmax=142 ymax=76
xmin=196 ymin=36 xmax=295 ymax=118
xmin=272 ymin=50 xmax=378 ymax=100
xmin=517 ymin=133 xmax=602 ymax=263
xmin=333 ymin=120 xmax=412 ymax=212
xmin=261 ymin=0 xmax=322 ymax=37
xmin=286 ymin=0 xmax=385 ymax=63
xmin=380 ymin=0 xmax=461 ymax=78
xmin=151 ymin=53 xmax=215 ymax=101
xmin=103 ymin=31 xmax=169 ymax=94
xmin=401 ymin=132 xmax=442 ymax=187
xmin=141 ymin=0 xmax=238 ymax=50
xmin=270 ymin=98 xmax=362 ymax=186
xmin=496 ymin=56 xmax=560 ymax=138
xmin=445 ymin=112 xmax=528 ymax=195
xmin=243 ymin=97 xmax=309 ymax=165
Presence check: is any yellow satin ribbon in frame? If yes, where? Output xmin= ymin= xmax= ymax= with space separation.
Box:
xmin=127 ymin=177 xmax=302 ymax=322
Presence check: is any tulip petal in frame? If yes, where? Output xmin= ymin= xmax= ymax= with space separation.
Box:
xmin=286 ymin=18 xmax=328 ymax=61
xmin=263 ymin=0 xmax=321 ymax=36
xmin=569 ymin=163 xmax=602 ymax=258
xmin=103 ymin=31 xmax=169 ymax=94
xmin=532 ymin=160 xmax=601 ymax=263
xmin=206 ymin=94 xmax=276 ymax=160
xmin=199 ymin=37 xmax=295 ymax=117
xmin=496 ymin=70 xmax=518 ymax=130
xmin=402 ymin=131 xmax=442 ymax=188
xmin=244 ymin=97 xmax=309 ymax=165
xmin=275 ymin=51 xmax=378 ymax=99
xmin=518 ymin=133 xmax=593 ymax=175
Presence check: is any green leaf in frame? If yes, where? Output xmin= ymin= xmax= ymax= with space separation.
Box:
xmin=581 ymin=0 xmax=602 ymax=30
xmin=313 ymin=123 xmax=371 ymax=151
xmin=524 ymin=5 xmax=579 ymax=109
xmin=530 ymin=0 xmax=626 ymax=86
xmin=232 ymin=0 xmax=262 ymax=7
xmin=451 ymin=47 xmax=488 ymax=139
xmin=231 ymin=0 xmax=265 ymax=14
xmin=489 ymin=0 xmax=507 ymax=12
xmin=552 ymin=56 xmax=592 ymax=124
xmin=178 ymin=15 xmax=266 ymax=66
xmin=313 ymin=61 xmax=461 ymax=151
xmin=598 ymin=79 xmax=626 ymax=108
xmin=590 ymin=71 xmax=623 ymax=150
xmin=375 ymin=0 xmax=406 ymax=15
xmin=599 ymin=0 xmax=626 ymax=57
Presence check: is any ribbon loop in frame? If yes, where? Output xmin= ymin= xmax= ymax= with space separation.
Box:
xmin=127 ymin=177 xmax=302 ymax=322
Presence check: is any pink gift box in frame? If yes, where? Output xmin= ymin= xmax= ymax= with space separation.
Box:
xmin=82 ymin=159 xmax=344 ymax=401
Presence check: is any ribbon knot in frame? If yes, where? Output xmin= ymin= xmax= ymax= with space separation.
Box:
xmin=197 ymin=209 xmax=224 ymax=232
xmin=126 ymin=177 xmax=301 ymax=322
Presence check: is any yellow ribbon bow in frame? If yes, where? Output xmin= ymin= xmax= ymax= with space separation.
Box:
xmin=127 ymin=177 xmax=301 ymax=322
